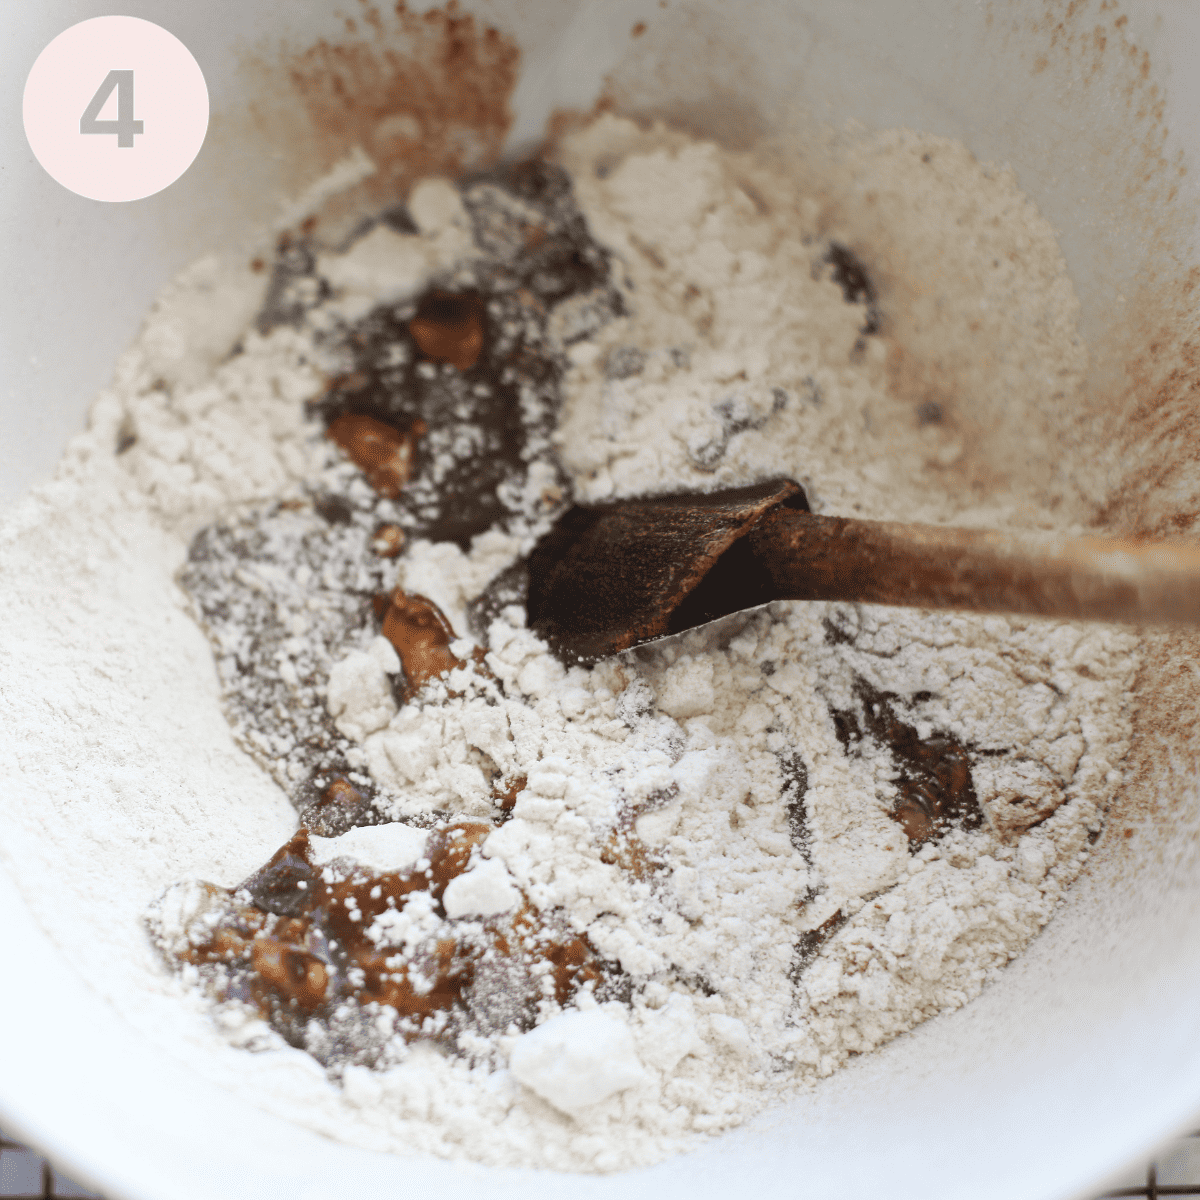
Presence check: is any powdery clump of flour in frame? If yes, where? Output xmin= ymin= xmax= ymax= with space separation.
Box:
xmin=553 ymin=116 xmax=1089 ymax=525
xmin=0 ymin=117 xmax=1137 ymax=1172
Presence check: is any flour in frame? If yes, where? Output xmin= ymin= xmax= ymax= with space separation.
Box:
xmin=0 ymin=117 xmax=1138 ymax=1173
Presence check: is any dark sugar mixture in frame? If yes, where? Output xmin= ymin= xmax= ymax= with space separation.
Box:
xmin=182 ymin=162 xmax=624 ymax=815
xmin=164 ymin=820 xmax=614 ymax=1069
xmin=313 ymin=160 xmax=623 ymax=547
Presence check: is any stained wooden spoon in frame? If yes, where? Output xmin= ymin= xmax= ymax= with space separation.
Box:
xmin=523 ymin=478 xmax=1200 ymax=663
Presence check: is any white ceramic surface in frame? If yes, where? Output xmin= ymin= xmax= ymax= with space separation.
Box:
xmin=3 ymin=3 xmax=1200 ymax=1199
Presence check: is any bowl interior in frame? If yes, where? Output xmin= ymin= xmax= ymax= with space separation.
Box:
xmin=3 ymin=3 xmax=1200 ymax=1199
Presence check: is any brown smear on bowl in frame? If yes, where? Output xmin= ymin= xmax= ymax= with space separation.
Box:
xmin=989 ymin=2 xmax=1200 ymax=864
xmin=288 ymin=3 xmax=518 ymax=201
xmin=239 ymin=1 xmax=520 ymax=241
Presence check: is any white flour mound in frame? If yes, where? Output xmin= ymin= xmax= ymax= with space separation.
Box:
xmin=0 ymin=117 xmax=1137 ymax=1172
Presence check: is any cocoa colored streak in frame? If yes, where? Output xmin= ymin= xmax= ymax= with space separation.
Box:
xmin=751 ymin=506 xmax=1200 ymax=626
xmin=408 ymin=291 xmax=486 ymax=370
xmin=285 ymin=3 xmax=520 ymax=204
xmin=381 ymin=588 xmax=463 ymax=699
xmin=326 ymin=413 xmax=424 ymax=498
xmin=792 ymin=910 xmax=848 ymax=977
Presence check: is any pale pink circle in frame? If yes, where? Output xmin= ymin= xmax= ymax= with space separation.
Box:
xmin=23 ymin=15 xmax=209 ymax=203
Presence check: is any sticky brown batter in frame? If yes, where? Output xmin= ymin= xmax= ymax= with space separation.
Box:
xmin=180 ymin=818 xmax=605 ymax=1061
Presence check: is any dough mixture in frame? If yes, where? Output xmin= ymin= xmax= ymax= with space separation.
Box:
xmin=5 ymin=116 xmax=1138 ymax=1171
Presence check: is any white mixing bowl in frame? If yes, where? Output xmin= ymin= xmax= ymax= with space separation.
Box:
xmin=4 ymin=3 xmax=1200 ymax=1198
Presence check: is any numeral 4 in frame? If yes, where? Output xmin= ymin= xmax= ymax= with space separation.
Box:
xmin=80 ymin=70 xmax=143 ymax=148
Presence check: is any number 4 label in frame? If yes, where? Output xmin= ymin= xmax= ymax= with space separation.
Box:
xmin=80 ymin=69 xmax=143 ymax=147
xmin=26 ymin=16 xmax=207 ymax=200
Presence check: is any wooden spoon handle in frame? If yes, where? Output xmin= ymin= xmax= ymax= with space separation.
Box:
xmin=751 ymin=506 xmax=1200 ymax=625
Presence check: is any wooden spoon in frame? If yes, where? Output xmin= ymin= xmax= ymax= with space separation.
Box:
xmin=523 ymin=478 xmax=1200 ymax=663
